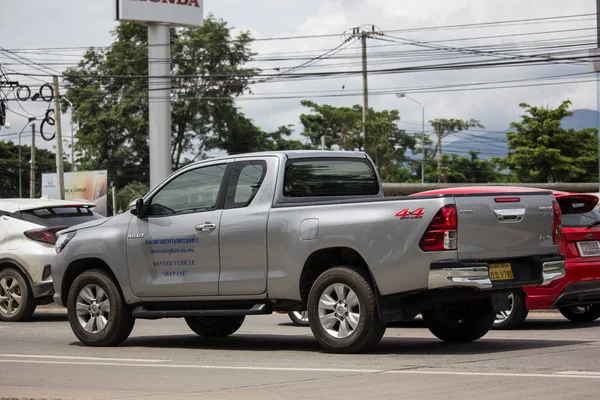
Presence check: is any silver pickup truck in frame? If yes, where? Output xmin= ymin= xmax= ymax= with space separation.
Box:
xmin=51 ymin=151 xmax=565 ymax=353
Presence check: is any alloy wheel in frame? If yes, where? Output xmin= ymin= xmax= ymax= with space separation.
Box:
xmin=318 ymin=283 xmax=361 ymax=339
xmin=76 ymin=284 xmax=111 ymax=334
xmin=0 ymin=276 xmax=22 ymax=316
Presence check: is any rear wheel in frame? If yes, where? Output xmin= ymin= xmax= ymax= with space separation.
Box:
xmin=422 ymin=298 xmax=496 ymax=343
xmin=67 ymin=270 xmax=135 ymax=346
xmin=307 ymin=266 xmax=387 ymax=354
xmin=493 ymin=292 xmax=529 ymax=330
xmin=185 ymin=316 xmax=246 ymax=337
xmin=558 ymin=304 xmax=600 ymax=322
xmin=0 ymin=268 xmax=36 ymax=322
xmin=288 ymin=311 xmax=310 ymax=326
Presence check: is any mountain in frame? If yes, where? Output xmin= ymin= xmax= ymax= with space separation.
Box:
xmin=442 ymin=109 xmax=599 ymax=160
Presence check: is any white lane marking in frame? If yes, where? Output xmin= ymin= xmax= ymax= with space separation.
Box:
xmin=0 ymin=354 xmax=171 ymax=363
xmin=556 ymin=371 xmax=600 ymax=376
xmin=383 ymin=370 xmax=600 ymax=379
xmin=1 ymin=360 xmax=381 ymax=373
xmin=2 ymin=359 xmax=600 ymax=379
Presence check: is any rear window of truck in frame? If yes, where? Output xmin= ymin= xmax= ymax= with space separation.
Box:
xmin=283 ymin=159 xmax=379 ymax=197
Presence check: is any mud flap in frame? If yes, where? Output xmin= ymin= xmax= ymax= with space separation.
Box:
xmin=490 ymin=292 xmax=511 ymax=313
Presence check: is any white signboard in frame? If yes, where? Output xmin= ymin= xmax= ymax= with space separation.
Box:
xmin=115 ymin=0 xmax=203 ymax=27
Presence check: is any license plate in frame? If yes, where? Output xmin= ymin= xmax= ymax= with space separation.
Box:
xmin=577 ymin=241 xmax=600 ymax=257
xmin=489 ymin=263 xmax=514 ymax=281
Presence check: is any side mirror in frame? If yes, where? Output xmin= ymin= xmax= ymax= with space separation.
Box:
xmin=130 ymin=198 xmax=147 ymax=218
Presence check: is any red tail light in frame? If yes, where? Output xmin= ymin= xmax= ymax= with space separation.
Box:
xmin=419 ymin=204 xmax=458 ymax=252
xmin=552 ymin=200 xmax=562 ymax=245
xmin=24 ymin=226 xmax=68 ymax=245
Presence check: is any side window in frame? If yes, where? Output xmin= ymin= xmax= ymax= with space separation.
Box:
xmin=226 ymin=161 xmax=267 ymax=209
xmin=149 ymin=164 xmax=228 ymax=216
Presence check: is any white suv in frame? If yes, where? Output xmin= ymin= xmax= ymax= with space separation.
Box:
xmin=0 ymin=198 xmax=104 ymax=321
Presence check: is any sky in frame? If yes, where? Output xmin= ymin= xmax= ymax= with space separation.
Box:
xmin=0 ymin=0 xmax=598 ymax=162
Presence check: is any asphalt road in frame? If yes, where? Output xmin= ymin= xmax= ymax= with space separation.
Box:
xmin=1 ymin=307 xmax=599 ymax=400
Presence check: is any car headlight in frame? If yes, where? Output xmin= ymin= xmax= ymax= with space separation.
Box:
xmin=55 ymin=231 xmax=77 ymax=254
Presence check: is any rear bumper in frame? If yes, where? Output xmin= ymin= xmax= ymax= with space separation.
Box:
xmin=428 ymin=255 xmax=565 ymax=290
xmin=551 ymin=280 xmax=600 ymax=308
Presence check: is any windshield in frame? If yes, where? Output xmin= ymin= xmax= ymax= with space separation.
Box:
xmin=561 ymin=208 xmax=600 ymax=228
xmin=20 ymin=206 xmax=105 ymax=228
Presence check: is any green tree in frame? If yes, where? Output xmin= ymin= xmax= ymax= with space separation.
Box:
xmin=298 ymin=101 xmax=416 ymax=182
xmin=422 ymin=151 xmax=505 ymax=183
xmin=63 ymin=16 xmax=258 ymax=188
xmin=430 ymin=118 xmax=484 ymax=182
xmin=0 ymin=141 xmax=65 ymax=198
xmin=116 ymin=181 xmax=150 ymax=213
xmin=503 ymin=100 xmax=598 ymax=182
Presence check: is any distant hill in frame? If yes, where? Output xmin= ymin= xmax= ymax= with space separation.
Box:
xmin=562 ymin=109 xmax=599 ymax=130
xmin=442 ymin=109 xmax=598 ymax=160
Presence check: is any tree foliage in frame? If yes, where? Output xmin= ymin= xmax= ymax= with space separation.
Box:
xmin=503 ymin=100 xmax=598 ymax=183
xmin=0 ymin=141 xmax=63 ymax=198
xmin=63 ymin=16 xmax=258 ymax=188
xmin=115 ymin=181 xmax=150 ymax=213
xmin=298 ymin=101 xmax=416 ymax=182
xmin=420 ymin=151 xmax=505 ymax=183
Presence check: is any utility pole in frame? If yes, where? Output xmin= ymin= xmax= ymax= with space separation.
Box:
xmin=435 ymin=122 xmax=443 ymax=183
xmin=52 ymin=76 xmax=65 ymax=200
xmin=347 ymin=26 xmax=382 ymax=151
xmin=30 ymin=123 xmax=36 ymax=199
xmin=597 ymin=0 xmax=600 ymax=192
xmin=361 ymin=34 xmax=369 ymax=149
xmin=148 ymin=24 xmax=172 ymax=189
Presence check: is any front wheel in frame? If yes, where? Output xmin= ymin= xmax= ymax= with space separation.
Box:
xmin=558 ymin=304 xmax=600 ymax=322
xmin=493 ymin=292 xmax=529 ymax=330
xmin=422 ymin=298 xmax=496 ymax=343
xmin=67 ymin=270 xmax=135 ymax=347
xmin=185 ymin=316 xmax=246 ymax=337
xmin=307 ymin=266 xmax=387 ymax=354
xmin=288 ymin=311 xmax=310 ymax=326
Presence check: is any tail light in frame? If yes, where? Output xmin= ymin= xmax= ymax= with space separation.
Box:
xmin=552 ymin=199 xmax=562 ymax=245
xmin=24 ymin=226 xmax=68 ymax=245
xmin=419 ymin=204 xmax=458 ymax=252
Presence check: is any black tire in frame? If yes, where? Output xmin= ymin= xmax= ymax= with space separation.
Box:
xmin=67 ymin=269 xmax=135 ymax=346
xmin=493 ymin=291 xmax=529 ymax=330
xmin=288 ymin=311 xmax=310 ymax=326
xmin=0 ymin=268 xmax=36 ymax=322
xmin=307 ymin=266 xmax=387 ymax=354
xmin=558 ymin=304 xmax=600 ymax=322
xmin=422 ymin=298 xmax=496 ymax=343
xmin=184 ymin=316 xmax=245 ymax=337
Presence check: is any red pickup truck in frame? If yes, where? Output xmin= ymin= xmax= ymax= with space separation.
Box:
xmin=413 ymin=186 xmax=600 ymax=328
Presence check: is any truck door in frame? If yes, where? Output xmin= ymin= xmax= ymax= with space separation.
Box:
xmin=218 ymin=156 xmax=277 ymax=295
xmin=126 ymin=161 xmax=232 ymax=297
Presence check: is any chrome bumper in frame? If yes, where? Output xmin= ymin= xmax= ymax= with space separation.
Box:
xmin=539 ymin=260 xmax=566 ymax=286
xmin=428 ymin=259 xmax=566 ymax=290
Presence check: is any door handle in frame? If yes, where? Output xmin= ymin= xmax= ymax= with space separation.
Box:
xmin=195 ymin=222 xmax=216 ymax=232
xmin=493 ymin=208 xmax=526 ymax=223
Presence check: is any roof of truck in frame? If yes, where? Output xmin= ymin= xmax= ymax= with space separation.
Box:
xmin=188 ymin=150 xmax=368 ymax=167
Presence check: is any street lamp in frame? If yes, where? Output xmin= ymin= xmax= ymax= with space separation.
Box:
xmin=396 ymin=93 xmax=425 ymax=184
xmin=17 ymin=116 xmax=37 ymax=198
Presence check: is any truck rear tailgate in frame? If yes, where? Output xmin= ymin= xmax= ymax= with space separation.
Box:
xmin=454 ymin=192 xmax=557 ymax=260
